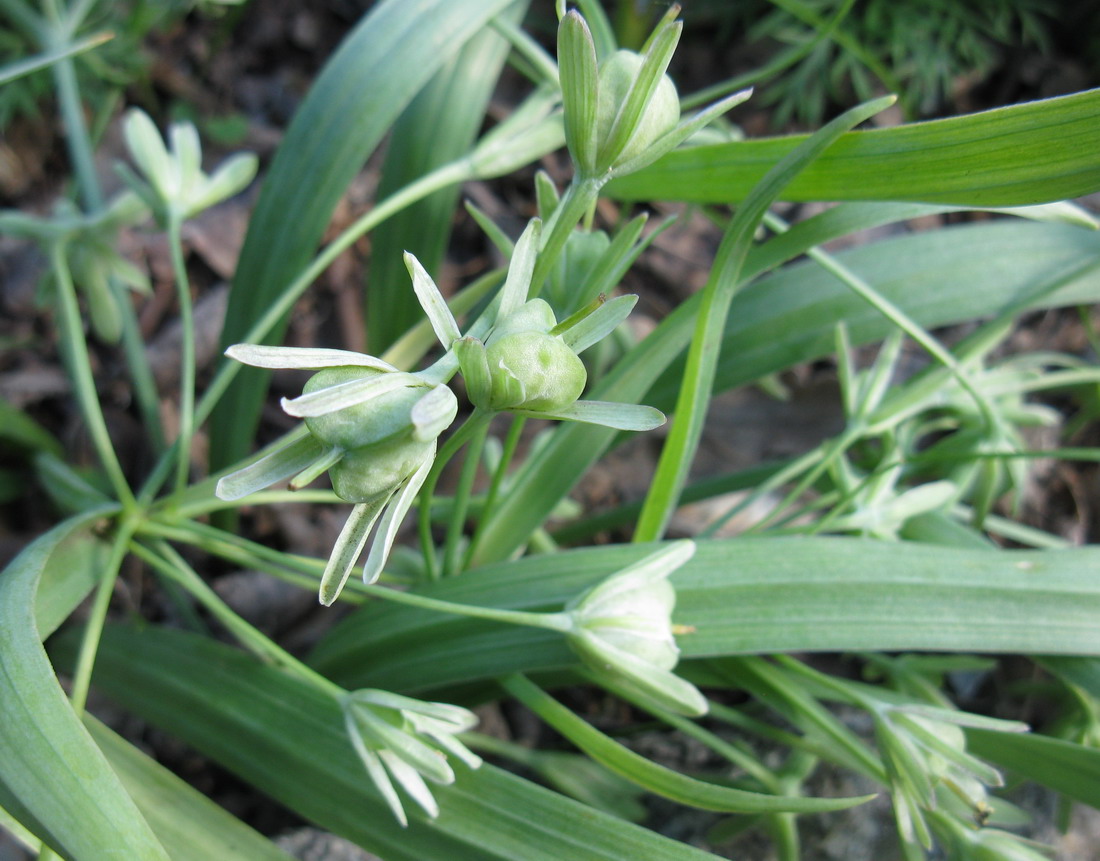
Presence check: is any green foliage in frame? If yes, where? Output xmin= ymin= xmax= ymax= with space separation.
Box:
xmin=2 ymin=1 xmax=1100 ymax=859
xmin=708 ymin=0 xmax=1059 ymax=125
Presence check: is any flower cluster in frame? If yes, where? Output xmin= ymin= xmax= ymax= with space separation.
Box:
xmin=218 ymin=217 xmax=664 ymax=604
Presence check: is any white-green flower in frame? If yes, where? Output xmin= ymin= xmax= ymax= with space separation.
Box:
xmin=342 ymin=689 xmax=481 ymax=827
xmin=118 ymin=108 xmax=257 ymax=224
xmin=215 ymin=345 xmax=457 ymax=604
xmin=564 ymin=540 xmax=706 ymax=717
xmin=410 ymin=217 xmax=665 ymax=432
xmin=557 ymin=6 xmax=751 ymax=180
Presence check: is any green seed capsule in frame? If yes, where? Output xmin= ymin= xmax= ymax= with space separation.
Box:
xmin=302 ymin=366 xmax=425 ymax=451
xmin=485 ymin=331 xmax=587 ymax=412
xmin=329 ymin=435 xmax=434 ymax=504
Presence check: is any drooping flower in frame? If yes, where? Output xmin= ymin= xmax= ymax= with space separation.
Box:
xmin=564 ymin=540 xmax=707 ymax=717
xmin=342 ymin=688 xmax=481 ymax=826
xmin=215 ymin=345 xmax=457 ymax=604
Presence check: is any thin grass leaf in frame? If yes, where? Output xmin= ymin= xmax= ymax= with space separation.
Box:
xmin=500 ymin=674 xmax=873 ymax=813
xmin=635 ymin=96 xmax=895 ymax=542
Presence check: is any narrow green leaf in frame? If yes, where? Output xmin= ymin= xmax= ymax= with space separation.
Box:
xmin=86 ymin=718 xmax=294 ymax=861
xmin=500 ymin=674 xmax=873 ymax=814
xmin=367 ymin=3 xmax=526 ymax=351
xmin=635 ymin=96 xmax=894 ymax=542
xmin=966 ymin=729 xmax=1100 ymax=809
xmin=311 ymin=539 xmax=1100 ymax=694
xmin=649 ymin=220 xmax=1100 ymax=412
xmin=212 ymin=0 xmax=517 ymax=474
xmin=62 ymin=625 xmax=714 ymax=861
xmin=0 ymin=514 xmax=170 ymax=859
xmin=606 ymin=88 xmax=1100 ymax=206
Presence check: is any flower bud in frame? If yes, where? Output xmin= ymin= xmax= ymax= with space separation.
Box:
xmin=565 ymin=541 xmax=706 ymax=716
xmin=595 ymin=50 xmax=680 ymax=170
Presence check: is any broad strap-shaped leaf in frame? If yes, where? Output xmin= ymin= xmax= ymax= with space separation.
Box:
xmin=56 ymin=625 xmax=714 ymax=861
xmin=309 ymin=538 xmax=1100 ymax=694
xmin=367 ymin=2 xmax=527 ymax=352
xmin=647 ymin=219 xmax=1100 ymax=412
xmin=211 ymin=0 xmax=517 ymax=474
xmin=606 ymin=88 xmax=1100 ymax=206
xmin=0 ymin=514 xmax=170 ymax=859
xmin=86 ymin=718 xmax=294 ymax=860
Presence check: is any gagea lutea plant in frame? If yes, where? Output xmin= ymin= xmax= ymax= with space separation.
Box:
xmin=1 ymin=1 xmax=1100 ymax=859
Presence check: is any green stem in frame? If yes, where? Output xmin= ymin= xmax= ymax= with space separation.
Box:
xmin=419 ymin=409 xmax=492 ymax=579
xmin=529 ymin=175 xmax=605 ymax=297
xmin=51 ymin=243 xmax=135 ymax=508
xmin=44 ymin=15 xmax=167 ymax=452
xmin=358 ymin=582 xmax=574 ymax=633
xmin=69 ymin=516 xmax=137 ymax=712
xmin=113 ymin=274 xmax=167 ymax=452
xmin=465 ymin=414 xmax=525 ymax=566
xmin=166 ymin=215 xmax=195 ymax=496
xmin=133 ymin=539 xmax=344 ymax=699
xmin=49 ymin=48 xmax=102 ymax=212
xmin=442 ymin=419 xmax=489 ymax=577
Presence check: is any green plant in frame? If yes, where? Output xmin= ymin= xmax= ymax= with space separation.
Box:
xmin=2 ymin=1 xmax=1100 ymax=859
xmin=682 ymin=0 xmax=1059 ymax=126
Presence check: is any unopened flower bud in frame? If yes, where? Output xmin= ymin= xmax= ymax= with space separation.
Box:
xmin=595 ymin=50 xmax=680 ymax=170
xmin=566 ymin=541 xmax=706 ymax=716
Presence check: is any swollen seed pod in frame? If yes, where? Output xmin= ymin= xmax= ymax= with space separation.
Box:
xmin=302 ymin=366 xmax=429 ymax=451
xmin=329 ymin=436 xmax=436 ymax=504
xmin=484 ymin=332 xmax=587 ymax=412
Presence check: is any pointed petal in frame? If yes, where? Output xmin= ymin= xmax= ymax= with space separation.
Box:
xmin=281 ymin=372 xmax=424 ymax=418
xmin=410 ymin=385 xmax=458 ymax=443
xmin=560 ymin=294 xmax=638 ymax=354
xmin=379 ymin=751 xmax=440 ymax=819
xmin=361 ymin=451 xmax=434 ymax=585
xmin=453 ymin=338 xmax=493 ymax=410
xmin=345 ymin=710 xmax=407 ymax=827
xmin=319 ymin=500 xmax=389 ymax=605
xmin=497 ymin=218 xmax=542 ymax=322
xmin=224 ymin=344 xmax=398 ymax=371
xmin=288 ymin=446 xmax=345 ymax=490
xmin=123 ymin=109 xmax=172 ymax=197
xmin=519 ymin=400 xmax=665 ymax=430
xmin=405 ymin=252 xmax=460 ymax=347
xmin=578 ymin=540 xmax=696 ymax=611
xmin=214 ymin=429 xmax=323 ymax=500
